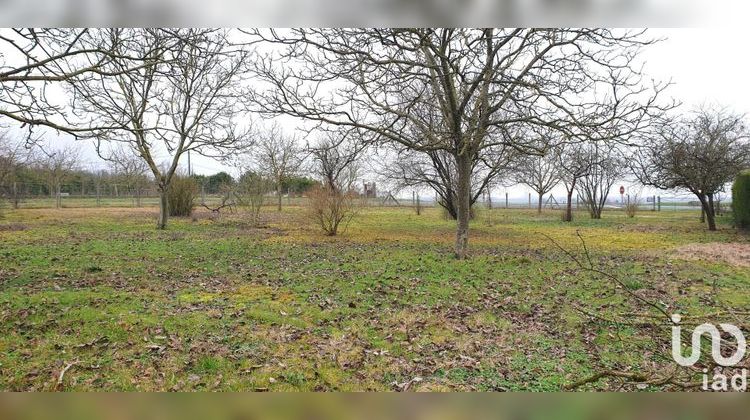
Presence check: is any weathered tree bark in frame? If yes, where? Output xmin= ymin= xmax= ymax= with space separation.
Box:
xmin=696 ymin=192 xmax=717 ymax=231
xmin=706 ymin=193 xmax=717 ymax=231
xmin=563 ymin=182 xmax=576 ymax=222
xmin=537 ymin=192 xmax=543 ymax=214
xmin=455 ymin=153 xmax=472 ymax=259
xmin=157 ymin=183 xmax=169 ymax=230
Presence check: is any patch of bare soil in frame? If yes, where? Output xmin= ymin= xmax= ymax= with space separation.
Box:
xmin=673 ymin=242 xmax=750 ymax=267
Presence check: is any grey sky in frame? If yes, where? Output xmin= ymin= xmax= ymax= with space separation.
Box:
xmin=8 ymin=27 xmax=748 ymax=200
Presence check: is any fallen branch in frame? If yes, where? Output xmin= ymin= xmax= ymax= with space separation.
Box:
xmin=55 ymin=360 xmax=80 ymax=391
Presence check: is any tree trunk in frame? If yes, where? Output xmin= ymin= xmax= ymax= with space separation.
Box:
xmin=591 ymin=201 xmax=602 ymax=219
xmin=696 ymin=193 xmax=716 ymax=231
xmin=277 ymin=183 xmax=282 ymax=211
xmin=157 ymin=184 xmax=169 ymax=230
xmin=563 ymin=184 xmax=575 ymax=222
xmin=706 ymin=193 xmax=717 ymax=231
xmin=454 ymin=154 xmax=471 ymax=259
xmin=537 ymin=192 xmax=543 ymax=214
xmin=56 ymin=183 xmax=61 ymax=209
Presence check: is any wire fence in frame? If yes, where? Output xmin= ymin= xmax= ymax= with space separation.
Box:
xmin=0 ymin=182 xmax=731 ymax=215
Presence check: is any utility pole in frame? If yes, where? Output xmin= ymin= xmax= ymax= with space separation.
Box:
xmin=187 ymin=151 xmax=192 ymax=176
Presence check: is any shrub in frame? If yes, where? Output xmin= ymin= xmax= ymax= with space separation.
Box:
xmin=624 ymin=193 xmax=642 ymax=218
xmin=168 ymin=176 xmax=198 ymax=217
xmin=236 ymin=173 xmax=271 ymax=227
xmin=307 ymin=186 xmax=358 ymax=236
xmin=732 ymin=170 xmax=750 ymax=230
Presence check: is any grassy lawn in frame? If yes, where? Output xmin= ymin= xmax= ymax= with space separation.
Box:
xmin=0 ymin=205 xmax=748 ymax=391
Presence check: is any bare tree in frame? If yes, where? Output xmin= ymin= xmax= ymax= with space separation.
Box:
xmin=308 ymin=131 xmax=364 ymax=194
xmin=0 ymin=132 xmax=31 ymax=204
xmin=254 ymin=123 xmax=302 ymax=211
xmin=107 ymin=147 xmax=151 ymax=207
xmin=380 ymin=140 xmax=517 ymax=219
xmin=247 ymin=28 xmax=671 ymax=258
xmin=576 ymin=143 xmax=623 ymax=219
xmin=1 ymin=29 xmax=160 ymax=139
xmin=514 ymin=149 xmax=560 ymax=214
xmin=632 ymin=107 xmax=750 ymax=231
xmin=66 ymin=29 xmax=252 ymax=229
xmin=558 ymin=144 xmax=591 ymax=222
xmin=37 ymin=146 xmax=81 ymax=208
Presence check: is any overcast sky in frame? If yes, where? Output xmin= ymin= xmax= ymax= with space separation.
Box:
xmin=13 ymin=27 xmax=750 ymax=200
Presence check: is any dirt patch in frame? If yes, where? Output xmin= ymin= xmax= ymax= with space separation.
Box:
xmin=673 ymin=242 xmax=750 ymax=267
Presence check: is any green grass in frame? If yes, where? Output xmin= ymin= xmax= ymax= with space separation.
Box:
xmin=0 ymin=205 xmax=748 ymax=391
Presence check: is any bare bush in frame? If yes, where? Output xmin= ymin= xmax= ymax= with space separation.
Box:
xmin=624 ymin=190 xmax=642 ymax=218
xmin=167 ymin=177 xmax=198 ymax=217
xmin=236 ymin=172 xmax=271 ymax=227
xmin=307 ymin=186 xmax=358 ymax=236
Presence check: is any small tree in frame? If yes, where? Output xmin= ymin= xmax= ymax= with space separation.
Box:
xmin=254 ymin=123 xmax=302 ymax=211
xmin=558 ymin=144 xmax=591 ymax=222
xmin=632 ymin=107 xmax=750 ymax=231
xmin=514 ymin=151 xmax=560 ymax=214
xmin=733 ymin=170 xmax=750 ymax=230
xmin=38 ymin=146 xmax=81 ymax=208
xmin=577 ymin=144 xmax=623 ymax=219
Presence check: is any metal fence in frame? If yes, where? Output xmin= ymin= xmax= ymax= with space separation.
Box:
xmin=0 ymin=182 xmax=731 ymax=214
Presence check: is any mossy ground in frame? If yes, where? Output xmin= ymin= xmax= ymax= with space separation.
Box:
xmin=0 ymin=203 xmax=748 ymax=391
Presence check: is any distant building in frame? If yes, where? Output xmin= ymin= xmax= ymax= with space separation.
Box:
xmin=363 ymin=182 xmax=377 ymax=198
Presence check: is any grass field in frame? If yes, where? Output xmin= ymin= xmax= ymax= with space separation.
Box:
xmin=1 ymin=204 xmax=748 ymax=391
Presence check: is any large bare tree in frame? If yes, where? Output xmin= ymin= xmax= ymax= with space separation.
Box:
xmin=632 ymin=107 xmax=750 ymax=231
xmin=66 ymin=29 xmax=252 ymax=229
xmin=247 ymin=28 xmax=670 ymax=258
xmin=254 ymin=123 xmax=302 ymax=211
